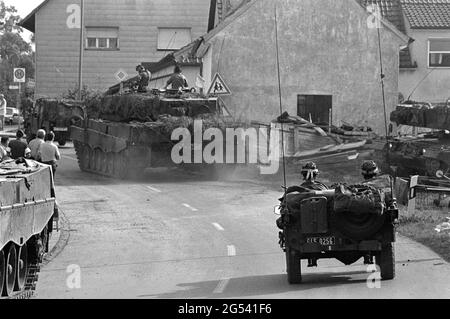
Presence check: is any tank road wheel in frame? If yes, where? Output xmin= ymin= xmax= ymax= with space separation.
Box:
xmin=376 ymin=243 xmax=395 ymax=280
xmin=81 ymin=146 xmax=91 ymax=171
xmin=94 ymin=149 xmax=103 ymax=173
xmin=15 ymin=244 xmax=28 ymax=291
xmin=105 ymin=153 xmax=114 ymax=176
xmin=425 ymin=159 xmax=441 ymax=177
xmin=114 ymin=152 xmax=128 ymax=179
xmin=88 ymin=147 xmax=96 ymax=172
xmin=286 ymin=247 xmax=302 ymax=284
xmin=0 ymin=250 xmax=5 ymax=296
xmin=3 ymin=245 xmax=17 ymax=296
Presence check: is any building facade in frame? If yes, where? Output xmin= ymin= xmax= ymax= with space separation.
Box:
xmin=398 ymin=0 xmax=450 ymax=103
xmin=21 ymin=0 xmax=213 ymax=98
xmin=153 ymin=0 xmax=408 ymax=135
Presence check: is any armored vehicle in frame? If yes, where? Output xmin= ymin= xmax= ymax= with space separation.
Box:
xmin=389 ymin=103 xmax=450 ymax=178
xmin=276 ymin=178 xmax=398 ymax=284
xmin=71 ymin=90 xmax=243 ymax=179
xmin=0 ymin=159 xmax=58 ymax=298
xmin=23 ymin=98 xmax=85 ymax=146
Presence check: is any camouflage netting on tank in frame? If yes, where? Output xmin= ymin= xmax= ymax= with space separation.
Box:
xmin=130 ymin=114 xmax=248 ymax=141
xmin=86 ymin=92 xmax=218 ymax=123
xmin=391 ymin=104 xmax=450 ymax=130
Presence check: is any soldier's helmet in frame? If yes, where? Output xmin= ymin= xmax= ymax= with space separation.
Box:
xmin=301 ymin=161 xmax=319 ymax=181
xmin=361 ymin=160 xmax=379 ymax=179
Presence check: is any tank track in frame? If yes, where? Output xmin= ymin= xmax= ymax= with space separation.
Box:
xmin=73 ymin=141 xmax=147 ymax=179
xmin=4 ymin=263 xmax=40 ymax=300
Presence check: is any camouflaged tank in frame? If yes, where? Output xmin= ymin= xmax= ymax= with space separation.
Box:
xmin=0 ymin=159 xmax=58 ymax=298
xmin=388 ymin=103 xmax=450 ymax=177
xmin=70 ymin=90 xmax=243 ymax=179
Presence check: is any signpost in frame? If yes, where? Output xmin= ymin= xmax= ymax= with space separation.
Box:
xmin=13 ymin=68 xmax=26 ymax=130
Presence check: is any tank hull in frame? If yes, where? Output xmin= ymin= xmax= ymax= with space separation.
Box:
xmin=0 ymin=161 xmax=57 ymax=298
xmin=71 ymin=93 xmax=247 ymax=179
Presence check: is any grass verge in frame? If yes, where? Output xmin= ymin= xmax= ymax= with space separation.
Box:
xmin=397 ymin=206 xmax=450 ymax=262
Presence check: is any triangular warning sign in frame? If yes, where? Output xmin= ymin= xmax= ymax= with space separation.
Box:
xmin=207 ymin=73 xmax=232 ymax=95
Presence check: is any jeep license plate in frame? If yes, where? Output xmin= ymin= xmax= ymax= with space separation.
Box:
xmin=53 ymin=127 xmax=68 ymax=132
xmin=306 ymin=236 xmax=336 ymax=245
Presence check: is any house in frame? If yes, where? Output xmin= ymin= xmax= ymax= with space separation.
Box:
xmin=149 ymin=0 xmax=409 ymax=135
xmin=363 ymin=0 xmax=450 ymax=103
xmin=20 ymin=0 xmax=213 ymax=98
xmin=399 ymin=0 xmax=450 ymax=103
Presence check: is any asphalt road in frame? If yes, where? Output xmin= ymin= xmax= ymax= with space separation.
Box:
xmin=34 ymin=145 xmax=450 ymax=299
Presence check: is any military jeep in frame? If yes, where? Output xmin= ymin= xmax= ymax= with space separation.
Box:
xmin=276 ymin=184 xmax=399 ymax=284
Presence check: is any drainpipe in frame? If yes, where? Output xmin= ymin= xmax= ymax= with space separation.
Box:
xmin=208 ymin=0 xmax=217 ymax=32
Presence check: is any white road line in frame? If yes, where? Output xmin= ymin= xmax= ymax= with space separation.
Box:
xmin=62 ymin=155 xmax=78 ymax=162
xmin=212 ymin=223 xmax=224 ymax=231
xmin=227 ymin=245 xmax=236 ymax=256
xmin=182 ymin=203 xmax=198 ymax=212
xmin=146 ymin=186 xmax=162 ymax=193
xmin=213 ymin=278 xmax=230 ymax=294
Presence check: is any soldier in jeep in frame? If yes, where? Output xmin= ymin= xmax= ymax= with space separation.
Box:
xmin=300 ymin=162 xmax=329 ymax=191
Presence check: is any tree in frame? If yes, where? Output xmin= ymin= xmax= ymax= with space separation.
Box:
xmin=0 ymin=1 xmax=35 ymax=109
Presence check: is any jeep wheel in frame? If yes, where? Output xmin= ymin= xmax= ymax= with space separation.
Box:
xmin=286 ymin=247 xmax=302 ymax=284
xmin=376 ymin=243 xmax=395 ymax=280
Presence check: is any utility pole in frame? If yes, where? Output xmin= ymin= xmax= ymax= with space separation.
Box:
xmin=77 ymin=0 xmax=85 ymax=101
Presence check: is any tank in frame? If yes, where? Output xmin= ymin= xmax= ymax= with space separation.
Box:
xmin=23 ymin=98 xmax=85 ymax=146
xmin=388 ymin=103 xmax=450 ymax=178
xmin=70 ymin=90 xmax=245 ymax=179
xmin=0 ymin=159 xmax=58 ymax=298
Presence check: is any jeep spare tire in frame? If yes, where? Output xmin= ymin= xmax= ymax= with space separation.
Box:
xmin=330 ymin=210 xmax=386 ymax=240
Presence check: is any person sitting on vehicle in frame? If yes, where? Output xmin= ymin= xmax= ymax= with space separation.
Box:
xmin=165 ymin=66 xmax=188 ymax=91
xmin=300 ymin=162 xmax=328 ymax=191
xmin=28 ymin=129 xmax=46 ymax=160
xmin=135 ymin=65 xmax=151 ymax=93
xmin=0 ymin=136 xmax=10 ymax=161
xmin=360 ymin=160 xmax=396 ymax=265
xmin=9 ymin=130 xmax=31 ymax=159
xmin=38 ymin=132 xmax=60 ymax=178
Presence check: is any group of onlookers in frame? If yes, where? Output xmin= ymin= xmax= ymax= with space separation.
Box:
xmin=0 ymin=129 xmax=60 ymax=177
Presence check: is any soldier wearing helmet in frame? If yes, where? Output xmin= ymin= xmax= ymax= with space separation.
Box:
xmin=361 ymin=160 xmax=380 ymax=180
xmin=300 ymin=161 xmax=328 ymax=191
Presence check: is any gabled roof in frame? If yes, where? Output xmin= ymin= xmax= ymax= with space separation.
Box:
xmin=358 ymin=0 xmax=417 ymax=68
xmin=401 ymin=0 xmax=450 ymax=29
xmin=18 ymin=0 xmax=51 ymax=32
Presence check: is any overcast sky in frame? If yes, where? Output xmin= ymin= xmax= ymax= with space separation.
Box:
xmin=4 ymin=0 xmax=46 ymax=42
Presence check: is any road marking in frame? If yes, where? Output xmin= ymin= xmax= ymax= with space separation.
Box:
xmin=213 ymin=278 xmax=230 ymax=294
xmin=62 ymin=155 xmax=78 ymax=162
xmin=227 ymin=245 xmax=236 ymax=256
xmin=146 ymin=186 xmax=162 ymax=193
xmin=182 ymin=203 xmax=198 ymax=212
xmin=212 ymin=223 xmax=224 ymax=231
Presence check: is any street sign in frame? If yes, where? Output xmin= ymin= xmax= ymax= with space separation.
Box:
xmin=13 ymin=68 xmax=26 ymax=83
xmin=9 ymin=85 xmax=19 ymax=90
xmin=207 ymin=73 xmax=232 ymax=95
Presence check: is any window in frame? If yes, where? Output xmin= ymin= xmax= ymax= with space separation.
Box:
xmin=429 ymin=39 xmax=450 ymax=68
xmin=157 ymin=28 xmax=191 ymax=51
xmin=86 ymin=27 xmax=119 ymax=50
xmin=297 ymin=95 xmax=332 ymax=124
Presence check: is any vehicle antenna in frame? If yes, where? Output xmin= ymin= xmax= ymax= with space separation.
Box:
xmin=377 ymin=22 xmax=395 ymax=198
xmin=274 ymin=4 xmax=287 ymax=200
xmin=406 ymin=67 xmax=436 ymax=102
